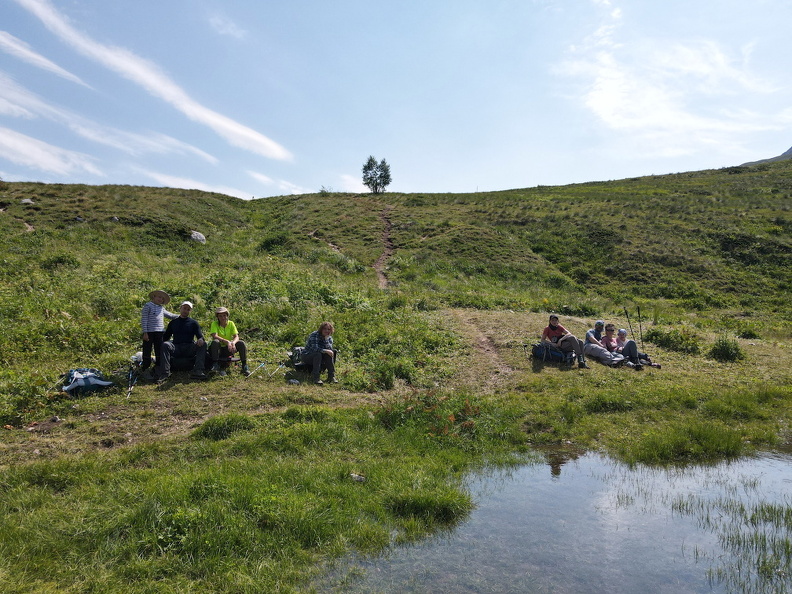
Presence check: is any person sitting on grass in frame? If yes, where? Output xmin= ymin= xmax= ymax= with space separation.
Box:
xmin=156 ymin=301 xmax=207 ymax=382
xmin=616 ymin=329 xmax=660 ymax=368
xmin=301 ymin=321 xmax=337 ymax=385
xmin=209 ymin=307 xmax=250 ymax=377
xmin=582 ymin=320 xmax=625 ymax=367
xmin=541 ymin=314 xmax=589 ymax=368
xmin=601 ymin=323 xmax=640 ymax=369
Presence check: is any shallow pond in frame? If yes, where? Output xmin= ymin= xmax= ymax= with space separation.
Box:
xmin=318 ymin=449 xmax=792 ymax=593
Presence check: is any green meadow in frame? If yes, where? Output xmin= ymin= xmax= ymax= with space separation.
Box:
xmin=0 ymin=161 xmax=790 ymax=591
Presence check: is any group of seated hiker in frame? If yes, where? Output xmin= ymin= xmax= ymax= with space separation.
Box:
xmin=541 ymin=315 xmax=660 ymax=370
xmin=140 ymin=290 xmax=337 ymax=384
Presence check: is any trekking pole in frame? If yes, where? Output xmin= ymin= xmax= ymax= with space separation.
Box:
xmin=268 ymin=361 xmax=288 ymax=378
xmin=244 ymin=360 xmax=268 ymax=379
xmin=126 ymin=361 xmax=141 ymax=399
xmin=43 ymin=375 xmax=66 ymax=399
xmin=636 ymin=305 xmax=645 ymax=351
xmin=623 ymin=307 xmax=635 ymax=340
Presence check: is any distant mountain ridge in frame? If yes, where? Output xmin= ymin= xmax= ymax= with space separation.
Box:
xmin=742 ymin=145 xmax=792 ymax=166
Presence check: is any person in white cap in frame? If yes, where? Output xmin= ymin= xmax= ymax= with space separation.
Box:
xmin=140 ymin=290 xmax=178 ymax=377
xmin=156 ymin=301 xmax=207 ymax=381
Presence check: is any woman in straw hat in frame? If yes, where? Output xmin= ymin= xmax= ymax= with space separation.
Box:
xmin=140 ymin=290 xmax=178 ymax=376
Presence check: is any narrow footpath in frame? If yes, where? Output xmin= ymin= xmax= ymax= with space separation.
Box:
xmin=374 ymin=206 xmax=394 ymax=289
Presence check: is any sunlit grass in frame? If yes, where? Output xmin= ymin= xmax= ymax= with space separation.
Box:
xmin=0 ymin=168 xmax=791 ymax=591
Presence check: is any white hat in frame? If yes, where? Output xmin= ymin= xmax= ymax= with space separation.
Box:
xmin=180 ymin=301 xmax=194 ymax=308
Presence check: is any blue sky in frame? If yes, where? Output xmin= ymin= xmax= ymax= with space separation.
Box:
xmin=1 ymin=0 xmax=790 ymax=199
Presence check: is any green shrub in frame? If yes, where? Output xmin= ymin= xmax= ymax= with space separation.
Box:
xmin=708 ymin=336 xmax=746 ymax=362
xmin=645 ymin=327 xmax=701 ymax=354
xmin=257 ymin=230 xmax=293 ymax=252
xmin=41 ymin=253 xmax=80 ymax=270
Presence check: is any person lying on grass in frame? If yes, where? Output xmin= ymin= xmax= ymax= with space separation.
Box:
xmin=601 ymin=323 xmax=641 ymax=369
xmin=541 ymin=314 xmax=589 ymax=368
xmin=582 ymin=320 xmax=625 ymax=367
xmin=616 ymin=329 xmax=661 ymax=369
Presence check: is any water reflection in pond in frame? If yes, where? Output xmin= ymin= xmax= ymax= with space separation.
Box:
xmin=319 ymin=449 xmax=792 ymax=593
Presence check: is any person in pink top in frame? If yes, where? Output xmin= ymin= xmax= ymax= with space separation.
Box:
xmin=583 ymin=321 xmax=625 ymax=367
xmin=541 ymin=314 xmax=589 ymax=369
xmin=601 ymin=323 xmax=640 ymax=369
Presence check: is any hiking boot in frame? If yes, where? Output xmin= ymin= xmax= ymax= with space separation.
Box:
xmin=190 ymin=370 xmax=207 ymax=380
xmin=156 ymin=373 xmax=170 ymax=384
xmin=219 ymin=370 xmax=227 ymax=377
xmin=142 ymin=368 xmax=157 ymax=381
xmin=327 ymin=376 xmax=339 ymax=384
xmin=241 ymin=364 xmax=250 ymax=377
xmin=210 ymin=362 xmax=221 ymax=375
xmin=634 ymin=364 xmax=644 ymax=370
xmin=314 ymin=379 xmax=324 ymax=386
xmin=624 ymin=361 xmax=635 ymax=368
xmin=577 ymin=356 xmax=589 ymax=369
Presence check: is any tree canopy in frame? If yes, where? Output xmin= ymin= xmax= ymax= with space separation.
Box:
xmin=362 ymin=156 xmax=392 ymax=194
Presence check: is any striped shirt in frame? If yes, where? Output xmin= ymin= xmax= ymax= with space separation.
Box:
xmin=141 ymin=301 xmax=178 ymax=333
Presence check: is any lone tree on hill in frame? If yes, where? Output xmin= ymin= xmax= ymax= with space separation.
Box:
xmin=362 ymin=156 xmax=392 ymax=194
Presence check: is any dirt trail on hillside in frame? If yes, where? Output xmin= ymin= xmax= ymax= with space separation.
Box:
xmin=374 ymin=206 xmax=394 ymax=289
xmin=448 ymin=309 xmax=516 ymax=394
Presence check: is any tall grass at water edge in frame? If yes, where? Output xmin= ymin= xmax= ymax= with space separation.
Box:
xmin=0 ymin=401 xmax=525 ymax=592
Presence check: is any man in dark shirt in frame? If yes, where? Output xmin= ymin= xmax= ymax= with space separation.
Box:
xmin=156 ymin=301 xmax=207 ymax=381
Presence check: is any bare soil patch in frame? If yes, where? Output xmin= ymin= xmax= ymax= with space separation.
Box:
xmin=374 ymin=206 xmax=394 ymax=289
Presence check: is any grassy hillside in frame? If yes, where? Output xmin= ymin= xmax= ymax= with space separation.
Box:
xmin=1 ymin=162 xmax=791 ymax=424
xmin=0 ymin=165 xmax=791 ymax=591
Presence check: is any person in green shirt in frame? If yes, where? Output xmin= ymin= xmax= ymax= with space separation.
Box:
xmin=209 ymin=307 xmax=250 ymax=376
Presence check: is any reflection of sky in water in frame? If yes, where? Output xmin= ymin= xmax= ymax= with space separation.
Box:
xmin=318 ymin=451 xmax=792 ymax=593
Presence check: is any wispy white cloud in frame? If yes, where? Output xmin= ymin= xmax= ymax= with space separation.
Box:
xmin=276 ymin=180 xmax=311 ymax=195
xmin=247 ymin=171 xmax=273 ymax=185
xmin=13 ymin=0 xmax=291 ymax=161
xmin=0 ymin=126 xmax=101 ymax=175
xmin=557 ymin=5 xmax=783 ymax=157
xmin=339 ymin=174 xmax=366 ymax=193
xmin=0 ymin=95 xmax=34 ymax=118
xmin=207 ymin=14 xmax=247 ymax=39
xmin=0 ymin=72 xmax=217 ymax=163
xmin=0 ymin=30 xmax=89 ymax=86
xmin=140 ymin=170 xmax=253 ymax=200
xmin=246 ymin=170 xmax=311 ymax=195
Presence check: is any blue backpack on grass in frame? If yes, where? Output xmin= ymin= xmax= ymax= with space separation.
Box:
xmin=529 ymin=343 xmax=575 ymax=365
xmin=62 ymin=368 xmax=114 ymax=396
